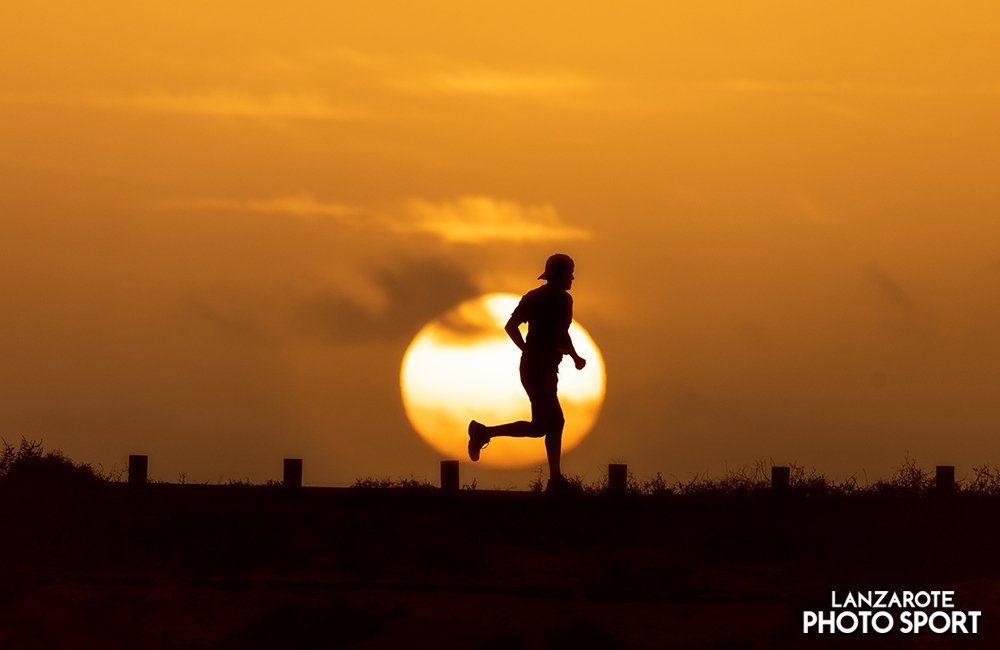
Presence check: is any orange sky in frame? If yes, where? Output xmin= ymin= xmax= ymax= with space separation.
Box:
xmin=2 ymin=1 xmax=1000 ymax=486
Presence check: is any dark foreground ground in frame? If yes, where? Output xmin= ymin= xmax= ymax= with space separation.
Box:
xmin=2 ymin=481 xmax=999 ymax=650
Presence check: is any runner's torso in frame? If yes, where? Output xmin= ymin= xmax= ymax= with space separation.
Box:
xmin=510 ymin=285 xmax=572 ymax=363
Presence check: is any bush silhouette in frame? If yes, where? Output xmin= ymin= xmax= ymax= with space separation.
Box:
xmin=0 ymin=437 xmax=102 ymax=487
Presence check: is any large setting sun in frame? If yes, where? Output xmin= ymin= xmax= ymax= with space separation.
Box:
xmin=400 ymin=293 xmax=605 ymax=468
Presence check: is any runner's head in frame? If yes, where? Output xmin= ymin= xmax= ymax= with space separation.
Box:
xmin=538 ymin=254 xmax=575 ymax=289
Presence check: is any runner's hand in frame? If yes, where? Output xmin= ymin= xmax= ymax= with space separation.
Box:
xmin=574 ymin=356 xmax=586 ymax=370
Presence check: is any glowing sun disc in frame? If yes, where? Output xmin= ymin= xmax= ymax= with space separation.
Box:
xmin=400 ymin=293 xmax=606 ymax=468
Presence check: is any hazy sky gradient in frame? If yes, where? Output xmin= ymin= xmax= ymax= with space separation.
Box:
xmin=3 ymin=1 xmax=1000 ymax=486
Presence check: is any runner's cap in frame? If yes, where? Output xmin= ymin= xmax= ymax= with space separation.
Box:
xmin=538 ymin=254 xmax=574 ymax=280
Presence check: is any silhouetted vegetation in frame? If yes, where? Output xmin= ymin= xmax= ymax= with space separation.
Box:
xmin=0 ymin=437 xmax=106 ymax=487
xmin=6 ymin=440 xmax=1000 ymax=648
xmin=964 ymin=463 xmax=1000 ymax=495
xmin=5 ymin=436 xmax=1000 ymax=500
xmin=520 ymin=455 xmax=1000 ymax=498
xmin=350 ymin=474 xmax=437 ymax=490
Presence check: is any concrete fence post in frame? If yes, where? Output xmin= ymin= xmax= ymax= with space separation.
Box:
xmin=283 ymin=458 xmax=303 ymax=489
xmin=608 ymin=463 xmax=628 ymax=495
xmin=128 ymin=455 xmax=147 ymax=486
xmin=936 ymin=465 xmax=955 ymax=492
xmin=771 ymin=466 xmax=790 ymax=491
xmin=441 ymin=460 xmax=459 ymax=492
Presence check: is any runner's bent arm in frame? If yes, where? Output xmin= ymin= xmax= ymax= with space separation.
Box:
xmin=559 ymin=331 xmax=587 ymax=370
xmin=505 ymin=315 xmax=526 ymax=352
xmin=558 ymin=294 xmax=586 ymax=370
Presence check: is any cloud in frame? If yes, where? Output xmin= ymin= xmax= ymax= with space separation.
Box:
xmin=702 ymin=80 xmax=859 ymax=95
xmin=390 ymin=71 xmax=593 ymax=98
xmin=88 ymin=91 xmax=376 ymax=121
xmin=0 ymin=48 xmax=622 ymax=118
xmin=168 ymin=194 xmax=591 ymax=244
xmin=328 ymin=47 xmax=600 ymax=103
xmin=172 ymin=194 xmax=360 ymax=219
xmin=291 ymin=259 xmax=478 ymax=343
xmin=391 ymin=196 xmax=592 ymax=243
xmin=700 ymin=80 xmax=994 ymax=98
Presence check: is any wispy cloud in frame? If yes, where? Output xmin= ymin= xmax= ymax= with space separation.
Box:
xmin=170 ymin=194 xmax=591 ymax=243
xmin=0 ymin=48 xmax=621 ymax=118
xmin=389 ymin=71 xmax=594 ymax=98
xmin=702 ymin=81 xmax=859 ymax=95
xmin=89 ymin=91 xmax=376 ymax=120
xmin=168 ymin=194 xmax=360 ymax=219
xmin=700 ymin=80 xmax=997 ymax=98
xmin=391 ymin=196 xmax=592 ymax=243
xmin=328 ymin=47 xmax=602 ymax=103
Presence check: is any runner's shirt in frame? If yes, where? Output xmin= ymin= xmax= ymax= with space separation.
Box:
xmin=509 ymin=284 xmax=572 ymax=365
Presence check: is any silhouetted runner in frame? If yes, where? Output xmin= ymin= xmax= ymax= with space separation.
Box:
xmin=468 ymin=254 xmax=586 ymax=492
